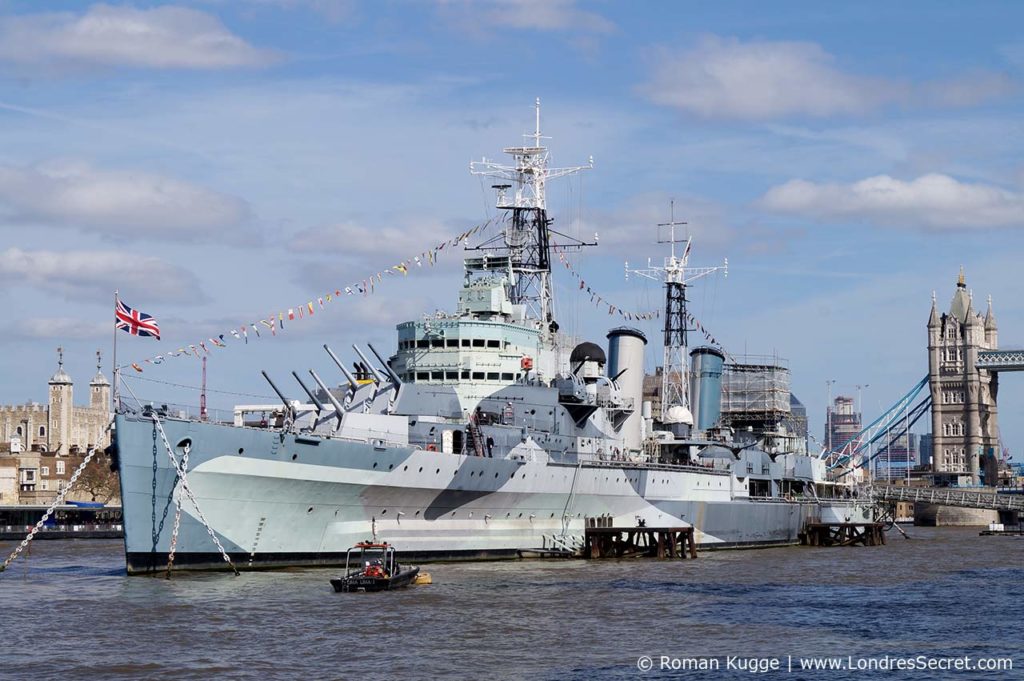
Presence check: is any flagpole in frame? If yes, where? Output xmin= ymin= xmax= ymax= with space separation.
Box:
xmin=112 ymin=289 xmax=119 ymax=413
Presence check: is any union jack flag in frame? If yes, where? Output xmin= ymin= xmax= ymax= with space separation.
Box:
xmin=115 ymin=299 xmax=161 ymax=340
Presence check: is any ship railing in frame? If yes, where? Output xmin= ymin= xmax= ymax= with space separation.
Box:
xmin=557 ymin=458 xmax=732 ymax=476
xmin=2 ymin=524 xmax=123 ymax=533
xmin=594 ymin=395 xmax=635 ymax=410
xmin=121 ymin=398 xmax=235 ymax=425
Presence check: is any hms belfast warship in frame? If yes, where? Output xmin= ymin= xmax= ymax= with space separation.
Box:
xmin=114 ymin=103 xmax=869 ymax=573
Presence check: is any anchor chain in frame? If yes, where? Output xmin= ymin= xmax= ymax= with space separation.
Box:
xmin=1 ymin=446 xmax=102 ymax=573
xmin=165 ymin=440 xmax=190 ymax=579
xmin=149 ymin=413 xmax=239 ymax=575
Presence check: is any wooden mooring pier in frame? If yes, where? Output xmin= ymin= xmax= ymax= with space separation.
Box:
xmin=800 ymin=522 xmax=886 ymax=547
xmin=583 ymin=517 xmax=697 ymax=559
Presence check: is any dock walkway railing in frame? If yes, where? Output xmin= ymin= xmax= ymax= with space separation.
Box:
xmin=868 ymin=485 xmax=1024 ymax=512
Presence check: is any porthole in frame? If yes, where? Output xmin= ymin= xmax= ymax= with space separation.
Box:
xmin=373 ymin=462 xmax=378 ymax=469
xmin=550 ymin=513 xmax=555 ymax=518
xmin=404 ymin=465 xmax=408 ymax=471
xmin=518 ymin=513 xmax=523 ymax=518
xmin=419 ymin=467 xmax=423 ymax=473
xmin=382 ymin=509 xmax=387 ymax=515
xmin=494 ymin=472 xmax=499 ymax=478
xmin=415 ymin=510 xmax=421 ymax=516
xmin=436 ymin=468 xmax=440 ymax=474
xmin=291 ymin=454 xmax=297 ymax=461
xmin=306 ymin=507 xmax=313 ymax=514
xmin=237 ymin=448 xmax=244 ymax=455
xmin=388 ymin=464 xmax=394 ymax=470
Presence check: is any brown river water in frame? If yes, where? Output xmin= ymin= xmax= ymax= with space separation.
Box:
xmin=1 ymin=527 xmax=1021 ymax=680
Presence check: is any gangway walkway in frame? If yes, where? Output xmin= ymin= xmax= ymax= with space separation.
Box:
xmin=868 ymin=485 xmax=1024 ymax=513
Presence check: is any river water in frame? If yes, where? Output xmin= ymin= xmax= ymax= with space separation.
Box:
xmin=1 ymin=527 xmax=1020 ymax=680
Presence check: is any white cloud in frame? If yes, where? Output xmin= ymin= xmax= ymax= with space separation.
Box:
xmin=640 ymin=35 xmax=1014 ymax=120
xmin=10 ymin=318 xmax=110 ymax=341
xmin=759 ymin=173 xmax=1024 ymax=230
xmin=0 ymin=4 xmax=276 ymax=71
xmin=438 ymin=0 xmax=614 ymax=35
xmin=0 ymin=248 xmax=206 ymax=303
xmin=920 ymin=71 xmax=1018 ymax=108
xmin=289 ymin=219 xmax=466 ymax=257
xmin=641 ymin=36 xmax=893 ymax=120
xmin=0 ymin=160 xmax=249 ymax=239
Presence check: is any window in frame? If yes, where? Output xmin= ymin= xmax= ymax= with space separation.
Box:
xmin=461 ymin=371 xmax=470 ymax=379
xmin=486 ymin=340 xmax=500 ymax=348
xmin=461 ymin=339 xmax=471 ymax=348
xmin=16 ymin=426 xmax=22 ymax=436
xmin=501 ymin=373 xmax=514 ymax=381
xmin=416 ymin=372 xmax=429 ymax=381
xmin=416 ymin=340 xmax=429 ymax=349
xmin=445 ymin=339 xmax=459 ymax=348
xmin=41 ymin=466 xmax=50 ymax=476
xmin=39 ymin=426 xmax=46 ymax=437
xmin=56 ymin=460 xmax=65 ymax=475
xmin=472 ymin=339 xmax=485 ymax=348
xmin=445 ymin=371 xmax=459 ymax=380
xmin=472 ymin=372 xmax=485 ymax=380
xmin=40 ymin=480 xmax=49 ymax=491
xmin=431 ymin=371 xmax=443 ymax=380
xmin=430 ymin=339 xmax=444 ymax=348
xmin=486 ymin=372 xmax=499 ymax=381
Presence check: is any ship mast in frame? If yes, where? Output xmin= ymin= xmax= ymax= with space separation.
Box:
xmin=470 ymin=99 xmax=593 ymax=334
xmin=627 ymin=202 xmax=727 ymax=426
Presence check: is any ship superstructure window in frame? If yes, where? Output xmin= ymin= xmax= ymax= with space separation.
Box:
xmin=431 ymin=339 xmax=444 ymax=348
xmin=461 ymin=371 xmax=470 ymax=379
xmin=472 ymin=372 xmax=485 ymax=380
xmin=445 ymin=371 xmax=459 ymax=380
xmin=486 ymin=340 xmax=500 ymax=348
xmin=461 ymin=339 xmax=471 ymax=347
xmin=417 ymin=372 xmax=429 ymax=380
xmin=487 ymin=372 xmax=499 ymax=380
xmin=472 ymin=339 xmax=485 ymax=348
xmin=431 ymin=371 xmax=443 ymax=380
xmin=446 ymin=339 xmax=459 ymax=348
xmin=417 ymin=340 xmax=429 ymax=349
xmin=501 ymin=373 xmax=514 ymax=381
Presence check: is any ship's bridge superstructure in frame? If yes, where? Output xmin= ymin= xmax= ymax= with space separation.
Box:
xmin=392 ymin=275 xmax=544 ymax=397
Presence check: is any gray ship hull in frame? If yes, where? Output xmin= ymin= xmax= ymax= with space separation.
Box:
xmin=116 ymin=414 xmax=870 ymax=574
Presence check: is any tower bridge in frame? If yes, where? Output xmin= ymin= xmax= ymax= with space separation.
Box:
xmin=977 ymin=349 xmax=1024 ymax=372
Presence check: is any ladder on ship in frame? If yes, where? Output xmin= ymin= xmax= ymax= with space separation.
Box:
xmin=467 ymin=416 xmax=486 ymax=457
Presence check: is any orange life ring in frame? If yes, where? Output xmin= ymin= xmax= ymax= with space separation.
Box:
xmin=425 ymin=444 xmax=437 ymax=452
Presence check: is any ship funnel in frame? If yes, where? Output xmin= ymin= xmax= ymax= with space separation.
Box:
xmin=607 ymin=327 xmax=647 ymax=451
xmin=689 ymin=346 xmax=725 ymax=432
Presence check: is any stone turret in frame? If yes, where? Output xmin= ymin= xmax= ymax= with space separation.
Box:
xmin=984 ymin=295 xmax=997 ymax=347
xmin=48 ymin=347 xmax=73 ymax=455
xmin=89 ymin=350 xmax=111 ymax=411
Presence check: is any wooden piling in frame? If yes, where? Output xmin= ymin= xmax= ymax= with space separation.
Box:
xmin=583 ymin=524 xmax=698 ymax=560
xmin=800 ymin=522 xmax=886 ymax=547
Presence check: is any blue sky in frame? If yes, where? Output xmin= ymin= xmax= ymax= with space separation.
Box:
xmin=0 ymin=1 xmax=1021 ymax=453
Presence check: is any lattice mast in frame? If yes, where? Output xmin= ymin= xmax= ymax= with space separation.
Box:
xmin=470 ymin=99 xmax=592 ymax=332
xmin=626 ymin=202 xmax=727 ymax=424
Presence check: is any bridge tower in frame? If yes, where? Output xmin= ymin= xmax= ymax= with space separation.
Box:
xmin=927 ymin=269 xmax=1000 ymax=486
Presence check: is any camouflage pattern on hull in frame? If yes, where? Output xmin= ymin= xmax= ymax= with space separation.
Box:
xmin=116 ymin=415 xmax=871 ymax=574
